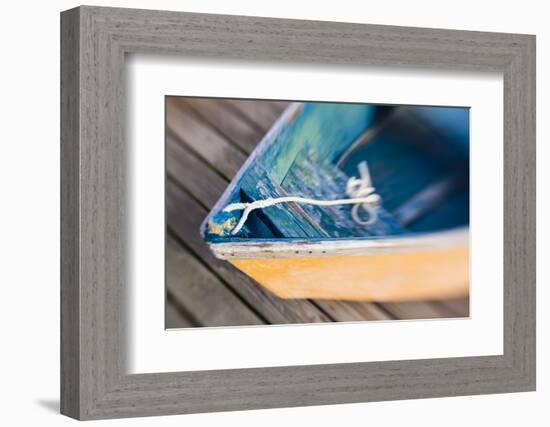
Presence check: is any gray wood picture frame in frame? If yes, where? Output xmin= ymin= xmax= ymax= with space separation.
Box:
xmin=60 ymin=5 xmax=536 ymax=420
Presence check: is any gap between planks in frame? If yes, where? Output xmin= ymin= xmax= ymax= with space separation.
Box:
xmin=166 ymin=235 xmax=265 ymax=326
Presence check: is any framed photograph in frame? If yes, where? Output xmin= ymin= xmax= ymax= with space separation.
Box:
xmin=60 ymin=6 xmax=536 ymax=420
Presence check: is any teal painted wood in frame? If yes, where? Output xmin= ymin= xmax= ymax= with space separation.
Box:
xmin=240 ymin=161 xmax=327 ymax=238
xmin=261 ymin=102 xmax=377 ymax=182
xmin=339 ymin=106 xmax=469 ymax=227
xmin=281 ymin=147 xmax=404 ymax=237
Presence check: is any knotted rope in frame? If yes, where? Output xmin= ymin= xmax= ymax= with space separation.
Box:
xmin=223 ymin=161 xmax=381 ymax=235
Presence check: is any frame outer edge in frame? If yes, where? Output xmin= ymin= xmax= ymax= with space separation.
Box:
xmin=526 ymin=35 xmax=536 ymax=390
xmin=513 ymin=35 xmax=537 ymax=391
xmin=501 ymin=35 xmax=536 ymax=391
xmin=60 ymin=6 xmax=82 ymax=420
xmin=60 ymin=6 xmax=537 ymax=420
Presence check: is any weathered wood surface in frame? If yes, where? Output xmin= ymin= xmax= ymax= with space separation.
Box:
xmin=165 ymin=97 xmax=469 ymax=326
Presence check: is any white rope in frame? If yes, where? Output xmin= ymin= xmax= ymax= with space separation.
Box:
xmin=223 ymin=161 xmax=381 ymax=235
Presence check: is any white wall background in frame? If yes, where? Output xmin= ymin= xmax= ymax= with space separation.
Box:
xmin=0 ymin=0 xmax=546 ymax=425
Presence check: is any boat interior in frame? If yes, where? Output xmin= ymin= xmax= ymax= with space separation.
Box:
xmin=202 ymin=102 xmax=470 ymax=244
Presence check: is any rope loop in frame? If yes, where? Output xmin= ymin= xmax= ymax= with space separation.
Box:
xmin=223 ymin=161 xmax=382 ymax=235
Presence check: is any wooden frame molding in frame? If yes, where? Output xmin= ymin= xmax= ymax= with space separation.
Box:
xmin=61 ymin=6 xmax=536 ymax=420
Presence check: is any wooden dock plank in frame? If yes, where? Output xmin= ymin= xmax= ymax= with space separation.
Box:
xmin=167 ymin=237 xmax=264 ymax=327
xmin=439 ymin=297 xmax=470 ymax=317
xmin=183 ymin=98 xmax=264 ymax=154
xmin=166 ymin=97 xmax=246 ymax=179
xmin=314 ymin=300 xmax=394 ymax=321
xmin=165 ymin=299 xmax=196 ymax=329
xmin=267 ymin=101 xmax=291 ymax=114
xmin=166 ymin=133 xmax=227 ymax=209
xmin=220 ymin=99 xmax=285 ymax=132
xmin=381 ymin=301 xmax=461 ymax=320
xmin=166 ymin=179 xmax=331 ymax=324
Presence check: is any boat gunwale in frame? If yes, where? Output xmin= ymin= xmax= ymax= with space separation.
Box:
xmin=199 ymin=101 xmax=304 ymax=239
xmin=208 ymin=226 xmax=468 ymax=259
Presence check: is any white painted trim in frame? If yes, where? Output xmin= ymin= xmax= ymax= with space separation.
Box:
xmin=210 ymin=227 xmax=468 ymax=259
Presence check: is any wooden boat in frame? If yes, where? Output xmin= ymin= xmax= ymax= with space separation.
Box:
xmin=200 ymin=102 xmax=469 ymax=301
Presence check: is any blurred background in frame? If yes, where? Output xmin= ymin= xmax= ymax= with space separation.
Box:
xmin=165 ymin=96 xmax=469 ymax=328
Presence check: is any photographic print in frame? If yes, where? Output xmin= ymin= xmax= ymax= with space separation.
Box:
xmin=165 ymin=97 xmax=470 ymax=328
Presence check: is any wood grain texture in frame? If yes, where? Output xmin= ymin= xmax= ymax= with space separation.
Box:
xmin=165 ymin=300 xmax=195 ymax=329
xmin=166 ymin=98 xmax=246 ymax=179
xmin=185 ymin=98 xmax=264 ymax=153
xmin=166 ymin=238 xmax=264 ymax=326
xmin=313 ymin=300 xmax=393 ymax=321
xmin=60 ymin=5 xmax=535 ymax=420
